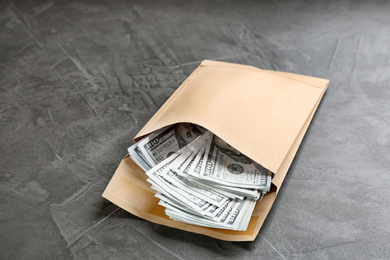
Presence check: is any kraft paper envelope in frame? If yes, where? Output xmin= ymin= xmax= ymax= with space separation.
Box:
xmin=103 ymin=60 xmax=329 ymax=241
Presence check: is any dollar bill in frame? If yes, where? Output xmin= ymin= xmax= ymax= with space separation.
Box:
xmin=128 ymin=142 xmax=152 ymax=171
xmin=164 ymin=197 xmax=256 ymax=230
xmin=198 ymin=134 xmax=272 ymax=190
xmin=188 ymin=177 xmax=262 ymax=199
xmin=167 ymin=132 xmax=211 ymax=173
xmin=145 ymin=147 xmax=212 ymax=213
xmin=137 ymin=123 xmax=204 ymax=167
xmin=157 ymin=192 xmax=221 ymax=218
xmin=160 ymin=169 xmax=228 ymax=207
xmin=148 ymin=167 xmax=210 ymax=213
xmin=187 ymin=145 xmax=206 ymax=177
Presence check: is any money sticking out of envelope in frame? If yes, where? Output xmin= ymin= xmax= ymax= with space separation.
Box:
xmin=103 ymin=60 xmax=329 ymax=241
xmin=128 ymin=124 xmax=271 ymax=231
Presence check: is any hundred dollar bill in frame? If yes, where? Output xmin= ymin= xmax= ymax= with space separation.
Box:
xmin=145 ymin=152 xmax=212 ymax=213
xmin=165 ymin=197 xmax=256 ymax=230
xmin=180 ymin=144 xmax=206 ymax=177
xmin=215 ymin=198 xmax=238 ymax=224
xmin=205 ymin=198 xmax=252 ymax=230
xmin=167 ymin=132 xmax=211 ymax=173
xmin=137 ymin=123 xmax=204 ymax=167
xmin=187 ymin=145 xmax=206 ymax=177
xmin=128 ymin=142 xmax=152 ymax=171
xmin=163 ymin=200 xmax=226 ymax=227
xmin=198 ymin=134 xmax=272 ymax=190
xmin=186 ymin=176 xmax=245 ymax=200
xmin=160 ymin=169 xmax=228 ymax=207
xmin=226 ymin=198 xmax=253 ymax=230
xmin=238 ymin=198 xmax=257 ymax=230
xmin=188 ymin=177 xmax=262 ymax=199
xmin=185 ymin=136 xmax=265 ymax=198
xmin=147 ymin=167 xmax=210 ymax=213
xmin=157 ymin=192 xmax=221 ymax=218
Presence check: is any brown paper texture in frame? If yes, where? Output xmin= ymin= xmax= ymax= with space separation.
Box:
xmin=103 ymin=60 xmax=328 ymax=241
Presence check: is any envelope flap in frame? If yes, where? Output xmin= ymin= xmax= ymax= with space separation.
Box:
xmin=135 ymin=60 xmax=328 ymax=174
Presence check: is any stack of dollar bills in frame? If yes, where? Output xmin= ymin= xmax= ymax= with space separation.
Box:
xmin=128 ymin=123 xmax=273 ymax=231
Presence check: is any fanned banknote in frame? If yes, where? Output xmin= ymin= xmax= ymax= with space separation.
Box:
xmin=198 ymin=135 xmax=272 ymax=190
xmin=137 ymin=123 xmax=204 ymax=166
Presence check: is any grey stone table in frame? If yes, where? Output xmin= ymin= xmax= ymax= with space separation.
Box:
xmin=1 ymin=0 xmax=389 ymax=259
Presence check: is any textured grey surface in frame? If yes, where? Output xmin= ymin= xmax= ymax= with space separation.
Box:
xmin=1 ymin=0 xmax=390 ymax=259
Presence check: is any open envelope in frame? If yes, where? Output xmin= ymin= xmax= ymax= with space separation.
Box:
xmin=103 ymin=60 xmax=329 ymax=241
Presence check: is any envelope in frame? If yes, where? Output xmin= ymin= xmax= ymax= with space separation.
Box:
xmin=102 ymin=60 xmax=329 ymax=241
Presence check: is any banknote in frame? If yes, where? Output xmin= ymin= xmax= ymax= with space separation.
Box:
xmin=187 ymin=145 xmax=206 ymax=177
xmin=160 ymin=169 xmax=228 ymax=207
xmin=226 ymin=198 xmax=251 ymax=229
xmin=157 ymin=192 xmax=221 ymax=218
xmin=137 ymin=123 xmax=204 ymax=167
xmin=188 ymin=177 xmax=261 ymax=199
xmin=181 ymin=144 xmax=205 ymax=176
xmin=167 ymin=132 xmax=210 ymax=173
xmin=148 ymin=168 xmax=210 ymax=213
xmin=128 ymin=142 xmax=152 ymax=171
xmin=164 ymin=198 xmax=256 ymax=230
xmin=198 ymin=135 xmax=272 ymax=190
xmin=145 ymin=151 xmax=212 ymax=213
xmin=185 ymin=176 xmax=246 ymax=200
